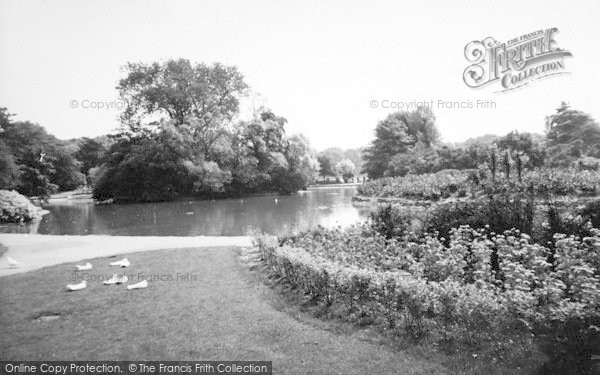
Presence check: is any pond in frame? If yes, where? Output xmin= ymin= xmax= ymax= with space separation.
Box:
xmin=0 ymin=187 xmax=372 ymax=237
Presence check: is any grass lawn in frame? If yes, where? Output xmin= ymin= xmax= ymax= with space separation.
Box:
xmin=0 ymin=246 xmax=452 ymax=374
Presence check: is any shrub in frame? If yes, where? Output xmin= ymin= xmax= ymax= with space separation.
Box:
xmin=423 ymin=192 xmax=534 ymax=241
xmin=580 ymin=199 xmax=600 ymax=227
xmin=260 ymin=223 xmax=600 ymax=372
xmin=0 ymin=189 xmax=41 ymax=223
xmin=369 ymin=204 xmax=411 ymax=240
xmin=356 ymin=169 xmax=471 ymax=200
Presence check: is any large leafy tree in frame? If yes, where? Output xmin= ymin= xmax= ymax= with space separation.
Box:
xmin=117 ymin=59 xmax=248 ymax=159
xmin=362 ymin=108 xmax=440 ymax=178
xmin=545 ymin=102 xmax=600 ymax=167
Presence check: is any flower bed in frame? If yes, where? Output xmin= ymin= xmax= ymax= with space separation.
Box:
xmin=256 ymin=225 xmax=600 ymax=372
xmin=356 ymin=168 xmax=600 ymax=200
xmin=356 ymin=169 xmax=471 ymax=200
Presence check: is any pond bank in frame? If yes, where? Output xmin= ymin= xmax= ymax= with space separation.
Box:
xmin=0 ymin=234 xmax=252 ymax=277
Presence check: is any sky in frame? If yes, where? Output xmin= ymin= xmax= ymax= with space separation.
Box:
xmin=0 ymin=0 xmax=599 ymax=151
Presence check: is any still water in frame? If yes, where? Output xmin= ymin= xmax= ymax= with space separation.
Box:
xmin=0 ymin=187 xmax=371 ymax=237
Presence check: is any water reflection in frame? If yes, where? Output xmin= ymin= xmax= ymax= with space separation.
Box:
xmin=0 ymin=187 xmax=372 ymax=237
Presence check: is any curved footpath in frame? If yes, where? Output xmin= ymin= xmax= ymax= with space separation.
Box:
xmin=0 ymin=234 xmax=252 ymax=277
xmin=0 ymin=235 xmax=450 ymax=374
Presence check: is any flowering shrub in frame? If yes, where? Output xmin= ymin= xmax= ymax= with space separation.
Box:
xmin=0 ymin=189 xmax=42 ymax=223
xmin=258 ymin=224 xmax=600 ymax=372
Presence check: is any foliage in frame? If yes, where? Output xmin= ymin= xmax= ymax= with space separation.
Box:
xmin=0 ymin=190 xmax=42 ymax=223
xmin=357 ymin=168 xmax=600 ymax=201
xmin=423 ymin=192 xmax=534 ymax=241
xmin=581 ymin=199 xmax=600 ymax=227
xmin=362 ymin=108 xmax=439 ymax=179
xmin=369 ymin=204 xmax=411 ymax=240
xmin=0 ymin=139 xmax=20 ymax=190
xmin=334 ymin=159 xmax=356 ymax=181
xmin=317 ymin=155 xmax=334 ymax=176
xmin=357 ymin=169 xmax=471 ymax=200
xmin=545 ymin=102 xmax=600 ymax=167
xmin=74 ymin=137 xmax=108 ymax=176
xmin=259 ymin=222 xmax=600 ymax=373
xmin=117 ymin=59 xmax=248 ymax=158
xmin=93 ymin=125 xmax=193 ymax=202
xmin=86 ymin=61 xmax=319 ymax=202
xmin=318 ymin=148 xmax=364 ymax=178
xmin=0 ymin=117 xmax=83 ymax=197
xmin=92 ymin=109 xmax=319 ymax=202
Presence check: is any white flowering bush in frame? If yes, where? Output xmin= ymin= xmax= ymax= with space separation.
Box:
xmin=0 ymin=189 xmax=41 ymax=223
xmin=258 ymin=223 xmax=600 ymax=372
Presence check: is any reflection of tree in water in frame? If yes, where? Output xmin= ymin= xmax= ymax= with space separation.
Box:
xmin=6 ymin=187 xmax=369 ymax=236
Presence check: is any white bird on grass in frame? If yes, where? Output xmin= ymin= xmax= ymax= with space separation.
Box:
xmin=127 ymin=280 xmax=148 ymax=290
xmin=110 ymin=258 xmax=130 ymax=268
xmin=66 ymin=280 xmax=86 ymax=291
xmin=7 ymin=256 xmax=22 ymax=269
xmin=103 ymin=274 xmax=118 ymax=285
xmin=103 ymin=274 xmax=128 ymax=285
xmin=75 ymin=262 xmax=92 ymax=271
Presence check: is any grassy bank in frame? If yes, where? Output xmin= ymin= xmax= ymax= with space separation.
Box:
xmin=0 ymin=246 xmax=451 ymax=374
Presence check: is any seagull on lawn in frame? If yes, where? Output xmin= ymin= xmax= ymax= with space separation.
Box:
xmin=66 ymin=280 xmax=86 ymax=291
xmin=110 ymin=258 xmax=130 ymax=267
xmin=75 ymin=262 xmax=92 ymax=271
xmin=7 ymin=256 xmax=22 ymax=269
xmin=103 ymin=274 xmax=128 ymax=285
xmin=104 ymin=274 xmax=119 ymax=285
xmin=127 ymin=280 xmax=148 ymax=290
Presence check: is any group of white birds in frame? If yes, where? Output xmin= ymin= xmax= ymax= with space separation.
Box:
xmin=66 ymin=257 xmax=148 ymax=291
xmin=6 ymin=254 xmax=147 ymax=291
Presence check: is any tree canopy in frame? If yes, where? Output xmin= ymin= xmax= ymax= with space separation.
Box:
xmin=362 ymin=108 xmax=439 ymax=178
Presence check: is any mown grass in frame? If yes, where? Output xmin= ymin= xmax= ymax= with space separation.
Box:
xmin=1 ymin=246 xmax=451 ymax=374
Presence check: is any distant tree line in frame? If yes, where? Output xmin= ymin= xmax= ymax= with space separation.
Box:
xmin=361 ymin=102 xmax=600 ymax=179
xmin=316 ymin=147 xmax=364 ymax=182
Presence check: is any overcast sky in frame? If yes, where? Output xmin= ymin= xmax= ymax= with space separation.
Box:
xmin=1 ymin=0 xmax=598 ymax=150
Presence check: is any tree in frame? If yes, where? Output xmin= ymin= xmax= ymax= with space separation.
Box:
xmin=317 ymin=155 xmax=335 ymax=176
xmin=117 ymin=59 xmax=248 ymax=159
xmin=545 ymin=102 xmax=600 ymax=167
xmin=280 ymin=134 xmax=319 ymax=191
xmin=74 ymin=138 xmax=108 ymax=176
xmin=93 ymin=124 xmax=193 ymax=202
xmin=335 ymin=159 xmax=356 ymax=181
xmin=0 ymin=140 xmax=20 ymax=189
xmin=362 ymin=108 xmax=440 ymax=178
xmin=1 ymin=117 xmax=83 ymax=196
xmin=495 ymin=131 xmax=545 ymax=168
